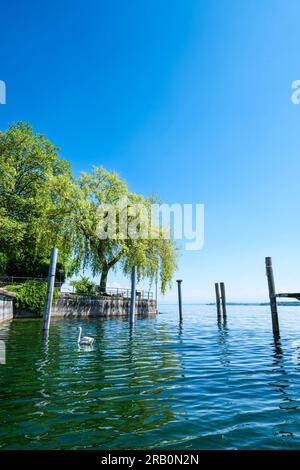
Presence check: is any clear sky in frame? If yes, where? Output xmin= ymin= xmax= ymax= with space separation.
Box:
xmin=1 ymin=0 xmax=300 ymax=302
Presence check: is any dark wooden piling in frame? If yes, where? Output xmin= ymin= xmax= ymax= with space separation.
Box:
xmin=176 ymin=280 xmax=183 ymax=322
xmin=129 ymin=265 xmax=137 ymax=324
xmin=42 ymin=248 xmax=58 ymax=332
xmin=265 ymin=257 xmax=280 ymax=335
xmin=215 ymin=283 xmax=221 ymax=318
xmin=220 ymin=282 xmax=227 ymax=318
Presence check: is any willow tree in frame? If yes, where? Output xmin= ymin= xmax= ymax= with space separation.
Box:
xmin=71 ymin=166 xmax=178 ymax=293
xmin=0 ymin=122 xmax=76 ymax=277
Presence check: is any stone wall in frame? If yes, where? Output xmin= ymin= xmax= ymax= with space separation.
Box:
xmin=0 ymin=295 xmax=13 ymax=323
xmin=52 ymin=295 xmax=157 ymax=318
xmin=0 ymin=288 xmax=157 ymax=320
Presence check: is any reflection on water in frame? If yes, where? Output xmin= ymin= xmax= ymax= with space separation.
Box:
xmin=0 ymin=305 xmax=300 ymax=450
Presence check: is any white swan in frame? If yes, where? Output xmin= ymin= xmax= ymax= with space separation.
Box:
xmin=77 ymin=326 xmax=94 ymax=346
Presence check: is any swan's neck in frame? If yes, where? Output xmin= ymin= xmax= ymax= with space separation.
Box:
xmin=77 ymin=328 xmax=81 ymax=343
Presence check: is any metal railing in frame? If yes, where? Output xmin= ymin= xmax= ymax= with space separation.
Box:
xmin=0 ymin=277 xmax=153 ymax=300
xmin=61 ymin=285 xmax=153 ymax=300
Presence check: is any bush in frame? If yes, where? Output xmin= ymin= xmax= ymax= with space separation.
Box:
xmin=13 ymin=280 xmax=59 ymax=315
xmin=70 ymin=276 xmax=96 ymax=295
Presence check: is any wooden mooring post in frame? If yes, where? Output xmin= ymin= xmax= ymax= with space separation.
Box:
xmin=176 ymin=280 xmax=183 ymax=322
xmin=42 ymin=248 xmax=58 ymax=332
xmin=215 ymin=283 xmax=221 ymax=318
xmin=220 ymin=282 xmax=227 ymax=318
xmin=215 ymin=282 xmax=227 ymax=318
xmin=129 ymin=265 xmax=137 ymax=324
xmin=265 ymin=257 xmax=280 ymax=335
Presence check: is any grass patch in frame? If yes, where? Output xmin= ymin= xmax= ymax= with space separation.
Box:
xmin=2 ymin=284 xmax=23 ymax=293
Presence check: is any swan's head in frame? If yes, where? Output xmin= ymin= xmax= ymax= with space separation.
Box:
xmin=77 ymin=326 xmax=82 ymax=332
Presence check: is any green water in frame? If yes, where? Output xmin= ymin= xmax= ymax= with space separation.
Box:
xmin=0 ymin=305 xmax=300 ymax=449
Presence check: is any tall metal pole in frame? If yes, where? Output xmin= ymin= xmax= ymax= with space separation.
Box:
xmin=215 ymin=283 xmax=221 ymax=318
xmin=176 ymin=280 xmax=183 ymax=322
xmin=265 ymin=257 xmax=280 ymax=335
xmin=42 ymin=248 xmax=58 ymax=331
xmin=129 ymin=265 xmax=137 ymax=324
xmin=220 ymin=282 xmax=227 ymax=318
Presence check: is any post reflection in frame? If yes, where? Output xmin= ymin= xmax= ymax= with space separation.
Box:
xmin=217 ymin=316 xmax=230 ymax=367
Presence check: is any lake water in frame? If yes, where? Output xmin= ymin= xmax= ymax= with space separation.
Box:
xmin=0 ymin=304 xmax=300 ymax=450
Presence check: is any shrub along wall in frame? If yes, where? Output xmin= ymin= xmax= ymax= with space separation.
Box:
xmin=3 ymin=281 xmax=59 ymax=316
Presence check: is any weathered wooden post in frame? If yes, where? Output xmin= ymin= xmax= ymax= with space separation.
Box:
xmin=215 ymin=283 xmax=221 ymax=318
xmin=220 ymin=282 xmax=227 ymax=318
xmin=265 ymin=257 xmax=280 ymax=335
xmin=176 ymin=280 xmax=183 ymax=321
xmin=129 ymin=265 xmax=137 ymax=324
xmin=42 ymin=248 xmax=58 ymax=332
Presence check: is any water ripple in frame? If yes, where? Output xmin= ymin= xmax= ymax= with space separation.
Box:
xmin=0 ymin=305 xmax=300 ymax=449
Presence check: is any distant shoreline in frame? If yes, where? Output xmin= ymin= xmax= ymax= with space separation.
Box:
xmin=159 ymin=302 xmax=300 ymax=307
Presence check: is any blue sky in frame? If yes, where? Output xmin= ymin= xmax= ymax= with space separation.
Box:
xmin=1 ymin=0 xmax=300 ymax=302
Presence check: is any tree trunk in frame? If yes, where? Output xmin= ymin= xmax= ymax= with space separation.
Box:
xmin=98 ymin=246 xmax=125 ymax=295
xmin=100 ymin=265 xmax=109 ymax=293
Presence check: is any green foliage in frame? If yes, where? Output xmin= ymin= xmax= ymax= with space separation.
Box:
xmin=11 ymin=281 xmax=59 ymax=315
xmin=0 ymin=252 xmax=8 ymax=274
xmin=71 ymin=166 xmax=178 ymax=293
xmin=0 ymin=122 xmax=178 ymax=296
xmin=0 ymin=122 xmax=76 ymax=277
xmin=70 ymin=276 xmax=96 ymax=295
xmin=2 ymin=283 xmax=23 ymax=293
